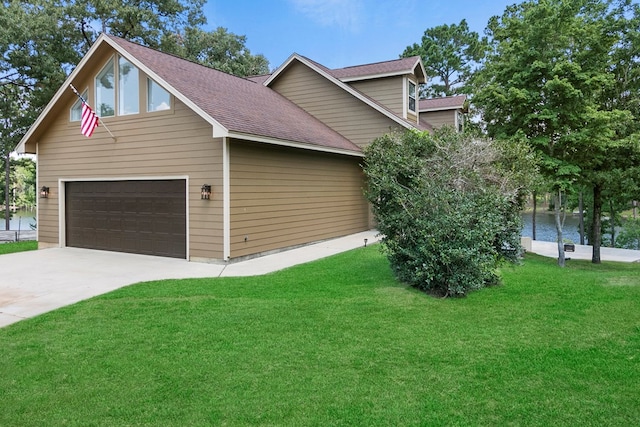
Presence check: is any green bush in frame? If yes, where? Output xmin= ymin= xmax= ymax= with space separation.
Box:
xmin=363 ymin=129 xmax=533 ymax=296
xmin=616 ymin=218 xmax=640 ymax=249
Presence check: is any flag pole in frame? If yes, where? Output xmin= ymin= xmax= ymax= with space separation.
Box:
xmin=69 ymin=84 xmax=117 ymax=141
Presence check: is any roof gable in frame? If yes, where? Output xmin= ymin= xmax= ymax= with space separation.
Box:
xmin=264 ymin=54 xmax=420 ymax=132
xmin=18 ymin=34 xmax=362 ymax=156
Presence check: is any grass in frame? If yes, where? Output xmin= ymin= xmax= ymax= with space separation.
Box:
xmin=1 ymin=247 xmax=639 ymax=426
xmin=0 ymin=240 xmax=37 ymax=255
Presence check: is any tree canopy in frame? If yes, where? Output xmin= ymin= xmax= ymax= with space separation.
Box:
xmin=402 ymin=19 xmax=487 ymax=97
xmin=472 ymin=0 xmax=640 ymax=264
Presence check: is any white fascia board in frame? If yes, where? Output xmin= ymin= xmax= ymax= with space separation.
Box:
xmin=264 ymin=54 xmax=414 ymax=131
xmin=339 ymin=70 xmax=411 ymax=82
xmin=413 ymin=57 xmax=428 ymax=84
xmin=263 ymin=53 xmax=300 ymax=86
xmin=419 ymin=106 xmax=463 ymax=113
xmin=227 ymin=132 xmax=364 ymax=158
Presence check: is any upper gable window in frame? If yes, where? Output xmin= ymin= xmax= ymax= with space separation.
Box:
xmin=147 ymin=78 xmax=171 ymax=112
xmin=118 ymin=57 xmax=139 ymax=115
xmin=408 ymin=81 xmax=416 ymax=113
xmin=70 ymin=90 xmax=88 ymax=122
xmin=96 ymin=57 xmax=115 ymax=117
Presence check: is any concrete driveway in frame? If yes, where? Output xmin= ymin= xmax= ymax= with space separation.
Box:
xmin=0 ymin=231 xmax=380 ymax=328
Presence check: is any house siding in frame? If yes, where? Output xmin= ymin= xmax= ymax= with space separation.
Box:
xmin=37 ymin=97 xmax=224 ymax=260
xmin=349 ymin=77 xmax=404 ymax=117
xmin=421 ymin=110 xmax=457 ymax=129
xmin=229 ymin=140 xmax=369 ymax=258
xmin=270 ymin=60 xmax=403 ymax=148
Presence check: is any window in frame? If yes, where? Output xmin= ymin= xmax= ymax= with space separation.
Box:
xmin=70 ymin=90 xmax=88 ymax=121
xmin=147 ymin=78 xmax=171 ymax=112
xmin=96 ymin=58 xmax=115 ymax=117
xmin=118 ymin=57 xmax=139 ymax=115
xmin=408 ymin=81 xmax=416 ymax=113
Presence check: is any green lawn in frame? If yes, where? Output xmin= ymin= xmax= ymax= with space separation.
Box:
xmin=0 ymin=240 xmax=37 ymax=255
xmin=1 ymin=247 xmax=639 ymax=426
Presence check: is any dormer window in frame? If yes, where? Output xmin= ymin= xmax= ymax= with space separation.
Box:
xmin=408 ymin=81 xmax=416 ymax=113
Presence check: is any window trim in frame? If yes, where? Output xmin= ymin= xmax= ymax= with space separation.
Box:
xmin=408 ymin=80 xmax=417 ymax=114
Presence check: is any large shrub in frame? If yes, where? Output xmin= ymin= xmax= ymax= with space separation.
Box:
xmin=363 ymin=128 xmax=534 ymax=297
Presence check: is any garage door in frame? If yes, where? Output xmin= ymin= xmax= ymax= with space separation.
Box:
xmin=65 ymin=180 xmax=186 ymax=258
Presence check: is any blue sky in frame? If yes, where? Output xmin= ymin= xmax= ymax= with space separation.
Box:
xmin=203 ymin=0 xmax=518 ymax=70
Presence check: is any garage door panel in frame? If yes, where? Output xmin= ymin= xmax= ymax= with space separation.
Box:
xmin=65 ymin=180 xmax=186 ymax=258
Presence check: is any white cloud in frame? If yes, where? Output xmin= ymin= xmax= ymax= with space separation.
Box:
xmin=289 ymin=0 xmax=364 ymax=32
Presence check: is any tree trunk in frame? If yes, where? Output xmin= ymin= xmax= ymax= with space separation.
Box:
xmin=554 ymin=190 xmax=565 ymax=267
xmin=532 ymin=191 xmax=537 ymax=240
xmin=592 ymin=184 xmax=603 ymax=264
xmin=579 ymin=191 xmax=585 ymax=245
xmin=4 ymin=152 xmax=10 ymax=231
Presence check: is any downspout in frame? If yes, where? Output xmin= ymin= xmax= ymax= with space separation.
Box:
xmin=223 ymin=136 xmax=230 ymax=260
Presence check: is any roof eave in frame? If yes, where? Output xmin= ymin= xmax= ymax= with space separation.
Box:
xmin=419 ymin=106 xmax=464 ymax=112
xmin=227 ymin=131 xmax=364 ymax=157
xmin=340 ymin=70 xmax=415 ymax=83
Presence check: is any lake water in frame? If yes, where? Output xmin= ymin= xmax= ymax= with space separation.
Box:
xmin=521 ymin=211 xmax=582 ymax=243
xmin=0 ymin=208 xmax=605 ymax=244
xmin=1 ymin=209 xmax=37 ymax=231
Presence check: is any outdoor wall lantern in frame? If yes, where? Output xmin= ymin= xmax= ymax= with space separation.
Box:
xmin=39 ymin=186 xmax=49 ymax=199
xmin=201 ymin=184 xmax=212 ymax=200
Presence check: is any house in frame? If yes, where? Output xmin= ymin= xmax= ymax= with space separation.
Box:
xmin=17 ymin=34 xmax=462 ymax=262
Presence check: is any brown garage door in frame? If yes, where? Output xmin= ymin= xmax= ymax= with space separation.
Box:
xmin=65 ymin=180 xmax=186 ymax=258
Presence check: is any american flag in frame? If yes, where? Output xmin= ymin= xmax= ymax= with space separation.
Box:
xmin=81 ymin=102 xmax=99 ymax=137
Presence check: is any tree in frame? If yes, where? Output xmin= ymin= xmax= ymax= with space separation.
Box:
xmin=473 ymin=0 xmax=640 ymax=265
xmin=402 ymin=19 xmax=487 ymax=97
xmin=160 ymin=27 xmax=270 ymax=76
xmin=64 ymin=0 xmax=207 ymax=53
xmin=363 ymin=128 xmax=535 ymax=297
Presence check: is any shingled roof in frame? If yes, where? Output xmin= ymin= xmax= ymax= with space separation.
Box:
xmin=419 ymin=95 xmax=467 ymax=112
xmin=107 ymin=36 xmax=361 ymax=154
xmin=331 ymin=56 xmax=426 ymax=83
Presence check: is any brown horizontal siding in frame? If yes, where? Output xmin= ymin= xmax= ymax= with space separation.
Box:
xmin=270 ymin=61 xmax=403 ymax=148
xmin=421 ymin=110 xmax=456 ymax=129
xmin=349 ymin=77 xmax=403 ymax=116
xmin=229 ymin=140 xmax=369 ymax=258
xmin=37 ymin=98 xmax=224 ymax=260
